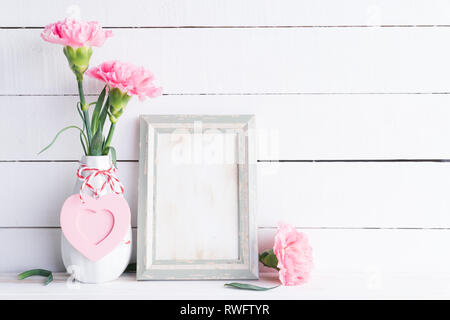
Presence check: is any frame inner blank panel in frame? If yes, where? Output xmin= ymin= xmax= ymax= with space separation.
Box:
xmin=153 ymin=128 xmax=240 ymax=261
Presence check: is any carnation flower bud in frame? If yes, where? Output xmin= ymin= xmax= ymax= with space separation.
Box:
xmin=63 ymin=46 xmax=93 ymax=80
xmin=108 ymin=88 xmax=131 ymax=123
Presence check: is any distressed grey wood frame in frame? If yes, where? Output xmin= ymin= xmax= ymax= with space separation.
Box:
xmin=137 ymin=115 xmax=258 ymax=280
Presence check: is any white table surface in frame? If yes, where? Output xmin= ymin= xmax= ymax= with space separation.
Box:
xmin=1 ymin=272 xmax=450 ymax=300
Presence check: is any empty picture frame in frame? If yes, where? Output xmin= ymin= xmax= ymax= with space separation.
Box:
xmin=137 ymin=115 xmax=258 ymax=280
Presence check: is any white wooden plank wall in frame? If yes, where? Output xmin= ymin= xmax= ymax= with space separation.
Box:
xmin=1 ymin=1 xmax=450 ymax=277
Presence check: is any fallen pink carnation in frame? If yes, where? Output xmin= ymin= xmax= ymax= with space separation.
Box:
xmin=273 ymin=223 xmax=313 ymax=286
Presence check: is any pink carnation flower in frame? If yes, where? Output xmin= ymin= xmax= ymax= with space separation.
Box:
xmin=41 ymin=18 xmax=113 ymax=48
xmin=273 ymin=223 xmax=313 ymax=286
xmin=86 ymin=61 xmax=162 ymax=101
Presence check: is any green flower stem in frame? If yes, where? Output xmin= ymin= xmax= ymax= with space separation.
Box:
xmin=103 ymin=122 xmax=116 ymax=154
xmin=77 ymin=77 xmax=86 ymax=107
xmin=77 ymin=79 xmax=92 ymax=147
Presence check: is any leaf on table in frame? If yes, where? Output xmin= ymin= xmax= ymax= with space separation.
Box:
xmin=18 ymin=269 xmax=53 ymax=286
xmin=224 ymin=282 xmax=280 ymax=291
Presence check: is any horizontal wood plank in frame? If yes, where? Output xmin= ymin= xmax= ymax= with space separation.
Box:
xmin=0 ymin=228 xmax=137 ymax=273
xmin=2 ymin=227 xmax=450 ymax=275
xmin=2 ymin=1 xmax=450 ymax=27
xmin=2 ymin=162 xmax=450 ymax=228
xmin=0 ymin=162 xmax=139 ymax=227
xmin=3 ymin=94 xmax=450 ymax=161
xmin=258 ymin=162 xmax=450 ymax=228
xmin=3 ymin=28 xmax=450 ymax=95
xmin=259 ymin=228 xmax=450 ymax=275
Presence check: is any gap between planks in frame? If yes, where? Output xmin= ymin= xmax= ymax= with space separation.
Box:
xmin=1 ymin=159 xmax=450 ymax=163
xmin=2 ymin=92 xmax=450 ymax=97
xmin=2 ymin=226 xmax=450 ymax=230
xmin=4 ymin=25 xmax=450 ymax=29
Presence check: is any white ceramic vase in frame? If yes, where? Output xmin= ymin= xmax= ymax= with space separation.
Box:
xmin=61 ymin=155 xmax=132 ymax=283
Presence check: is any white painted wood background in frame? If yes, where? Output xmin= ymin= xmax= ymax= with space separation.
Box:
xmin=2 ymin=0 xmax=450 ymax=283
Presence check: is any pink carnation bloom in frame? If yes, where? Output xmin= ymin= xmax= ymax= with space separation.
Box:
xmin=273 ymin=223 xmax=313 ymax=286
xmin=41 ymin=18 xmax=113 ymax=48
xmin=86 ymin=61 xmax=162 ymax=101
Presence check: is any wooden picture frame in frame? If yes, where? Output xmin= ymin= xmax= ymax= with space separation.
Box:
xmin=137 ymin=115 xmax=258 ymax=280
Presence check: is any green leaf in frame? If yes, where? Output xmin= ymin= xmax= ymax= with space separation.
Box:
xmin=124 ymin=263 xmax=136 ymax=273
xmin=224 ymin=283 xmax=280 ymax=291
xmin=97 ymin=97 xmax=110 ymax=134
xmin=76 ymin=102 xmax=85 ymax=122
xmin=18 ymin=269 xmax=53 ymax=286
xmin=89 ymin=129 xmax=104 ymax=156
xmin=103 ymin=146 xmax=117 ymax=168
xmin=77 ymin=103 xmax=90 ymax=150
xmin=91 ymin=86 xmax=107 ymax=134
xmin=259 ymin=249 xmax=280 ymax=270
xmin=80 ymin=134 xmax=87 ymax=155
xmin=38 ymin=125 xmax=88 ymax=155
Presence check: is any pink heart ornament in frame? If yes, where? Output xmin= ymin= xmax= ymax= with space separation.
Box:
xmin=60 ymin=194 xmax=131 ymax=261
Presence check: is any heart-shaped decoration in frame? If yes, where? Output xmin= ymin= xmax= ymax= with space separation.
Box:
xmin=60 ymin=194 xmax=131 ymax=261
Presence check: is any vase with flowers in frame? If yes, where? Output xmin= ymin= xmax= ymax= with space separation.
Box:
xmin=40 ymin=18 xmax=161 ymax=283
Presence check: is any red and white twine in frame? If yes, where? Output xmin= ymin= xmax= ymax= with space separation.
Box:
xmin=77 ymin=163 xmax=124 ymax=201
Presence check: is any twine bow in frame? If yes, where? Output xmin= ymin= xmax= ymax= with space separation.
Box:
xmin=76 ymin=163 xmax=124 ymax=201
